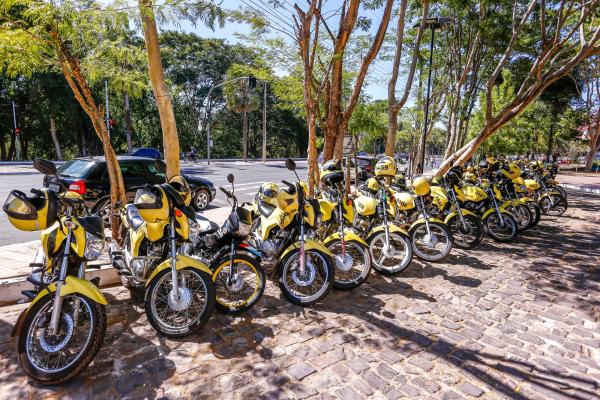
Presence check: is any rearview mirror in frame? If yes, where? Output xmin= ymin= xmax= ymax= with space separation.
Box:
xmin=154 ymin=159 xmax=167 ymax=174
xmin=33 ymin=159 xmax=56 ymax=176
xmin=227 ymin=174 xmax=234 ymax=183
xmin=285 ymin=158 xmax=296 ymax=171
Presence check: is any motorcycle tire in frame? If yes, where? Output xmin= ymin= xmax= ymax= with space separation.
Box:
xmin=369 ymin=231 xmax=413 ymax=275
xmin=278 ymin=249 xmax=334 ymax=306
xmin=410 ymin=221 xmax=454 ymax=262
xmin=555 ymin=185 xmax=567 ymax=200
xmin=446 ymin=213 xmax=483 ymax=249
xmin=483 ymin=212 xmax=518 ymax=243
xmin=525 ymin=202 xmax=541 ymax=228
xmin=508 ymin=203 xmax=533 ymax=232
xmin=213 ymin=254 xmax=265 ymax=314
xmin=540 ymin=193 xmax=568 ymax=216
xmin=18 ymin=292 xmax=107 ymax=385
xmin=326 ymin=239 xmax=371 ymax=290
xmin=145 ymin=267 xmax=215 ymax=338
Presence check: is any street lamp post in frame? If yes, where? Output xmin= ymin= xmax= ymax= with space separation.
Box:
xmin=414 ymin=17 xmax=453 ymax=174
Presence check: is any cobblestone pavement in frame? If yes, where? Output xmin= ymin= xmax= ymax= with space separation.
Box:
xmin=0 ymin=190 xmax=599 ymax=399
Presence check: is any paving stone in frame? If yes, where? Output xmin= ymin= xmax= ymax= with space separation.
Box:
xmin=458 ymin=382 xmax=485 ymax=397
xmin=345 ymin=358 xmax=370 ymax=374
xmin=287 ymin=361 xmax=317 ymax=381
xmin=335 ymin=386 xmax=362 ymax=400
xmin=411 ymin=376 xmax=441 ymax=393
xmin=362 ymin=370 xmax=388 ymax=391
xmin=407 ymin=356 xmax=434 ymax=372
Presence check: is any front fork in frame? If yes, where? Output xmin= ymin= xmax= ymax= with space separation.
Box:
xmin=227 ymin=241 xmax=237 ymax=285
xmin=49 ymin=228 xmax=72 ymax=335
xmin=338 ymin=203 xmax=346 ymax=258
xmin=169 ymin=220 xmax=181 ymax=303
xmin=491 ymin=192 xmax=505 ymax=227
xmin=450 ymin=189 xmax=468 ymax=230
xmin=299 ymin=220 xmax=306 ymax=274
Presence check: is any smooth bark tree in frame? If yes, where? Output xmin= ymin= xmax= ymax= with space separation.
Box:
xmin=438 ymin=0 xmax=600 ymax=175
xmin=49 ymin=115 xmax=63 ymax=160
xmin=386 ymin=0 xmax=429 ymax=156
xmin=139 ymin=0 xmax=180 ymax=177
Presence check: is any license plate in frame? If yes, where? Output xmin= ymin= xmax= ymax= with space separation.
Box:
xmin=49 ymin=183 xmax=60 ymax=193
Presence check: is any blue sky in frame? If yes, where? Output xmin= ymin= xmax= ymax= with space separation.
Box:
xmin=161 ymin=0 xmax=401 ymax=101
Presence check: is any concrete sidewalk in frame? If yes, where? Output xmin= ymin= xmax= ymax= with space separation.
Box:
xmin=0 ymin=206 xmax=231 ymax=305
xmin=557 ymin=171 xmax=600 ymax=195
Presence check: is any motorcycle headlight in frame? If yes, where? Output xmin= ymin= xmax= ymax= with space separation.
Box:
xmin=84 ymin=232 xmax=105 ymax=261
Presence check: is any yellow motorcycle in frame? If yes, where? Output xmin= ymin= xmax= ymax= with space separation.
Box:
xmin=250 ymin=159 xmax=334 ymax=306
xmin=430 ymin=167 xmax=483 ymax=249
xmin=317 ymin=160 xmax=371 ymax=290
xmin=354 ymin=178 xmax=413 ymax=274
xmin=525 ymin=161 xmax=568 ymax=216
xmin=391 ymin=176 xmax=453 ymax=261
xmin=111 ymin=175 xmax=215 ymax=338
xmin=4 ymin=159 xmax=107 ymax=384
xmin=497 ymin=162 xmax=540 ymax=230
xmin=460 ymin=168 xmax=518 ymax=243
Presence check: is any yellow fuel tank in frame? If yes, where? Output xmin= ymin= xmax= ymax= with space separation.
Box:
xmin=393 ymin=192 xmax=415 ymax=211
xmin=462 ymin=185 xmax=487 ymax=202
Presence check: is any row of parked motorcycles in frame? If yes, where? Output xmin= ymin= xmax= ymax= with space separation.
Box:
xmin=3 ymin=156 xmax=567 ymax=384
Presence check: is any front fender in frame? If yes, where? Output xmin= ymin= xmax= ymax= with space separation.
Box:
xmin=145 ymin=255 xmax=213 ymax=286
xmin=13 ymin=276 xmax=107 ymax=337
xmin=367 ymin=223 xmax=408 ymax=241
xmin=443 ymin=209 xmax=477 ymax=225
xmin=541 ymin=191 xmax=561 ymax=199
xmin=279 ymin=239 xmax=334 ymax=261
xmin=482 ymin=207 xmax=512 ymax=220
xmin=518 ymin=196 xmax=536 ymax=203
xmin=409 ymin=218 xmax=445 ymax=233
xmin=323 ymin=229 xmax=368 ymax=248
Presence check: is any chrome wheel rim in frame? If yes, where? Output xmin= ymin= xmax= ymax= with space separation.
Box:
xmin=412 ymin=224 xmax=451 ymax=260
xmin=486 ymin=214 xmax=515 ymax=240
xmin=195 ymin=191 xmax=209 ymax=210
xmin=369 ymin=232 xmax=410 ymax=271
xmin=26 ymin=295 xmax=94 ymax=374
xmin=328 ymin=240 xmax=370 ymax=284
xmin=282 ymin=250 xmax=329 ymax=303
xmin=150 ymin=269 xmax=208 ymax=333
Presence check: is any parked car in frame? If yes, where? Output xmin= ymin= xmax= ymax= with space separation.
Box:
xmin=356 ymin=156 xmax=376 ymax=180
xmin=129 ymin=147 xmax=161 ymax=159
xmin=43 ymin=156 xmax=216 ymax=226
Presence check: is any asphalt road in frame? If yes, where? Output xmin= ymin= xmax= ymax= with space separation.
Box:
xmin=0 ymin=160 xmax=308 ymax=246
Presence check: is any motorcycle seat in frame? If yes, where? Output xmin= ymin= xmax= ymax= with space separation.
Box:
xmin=195 ymin=213 xmax=219 ymax=234
xmin=257 ymin=201 xmax=275 ymax=218
xmin=125 ymin=204 xmax=145 ymax=231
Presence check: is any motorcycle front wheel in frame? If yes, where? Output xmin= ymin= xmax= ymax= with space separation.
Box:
xmin=326 ymin=239 xmax=371 ymax=290
xmin=507 ymin=203 xmax=533 ymax=232
xmin=212 ymin=254 xmax=265 ymax=314
xmin=410 ymin=221 xmax=453 ymax=261
xmin=145 ymin=267 xmax=215 ymax=338
xmin=278 ymin=249 xmax=334 ymax=306
xmin=446 ymin=214 xmax=483 ymax=249
xmin=540 ymin=193 xmax=568 ymax=216
xmin=483 ymin=212 xmax=518 ymax=243
xmin=369 ymin=231 xmax=413 ymax=275
xmin=18 ymin=293 xmax=106 ymax=385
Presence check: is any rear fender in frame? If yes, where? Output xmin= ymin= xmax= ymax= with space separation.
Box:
xmin=323 ymin=229 xmax=368 ymax=247
xmin=145 ymin=255 xmax=212 ymax=286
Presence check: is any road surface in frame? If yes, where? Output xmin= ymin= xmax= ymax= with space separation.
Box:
xmin=0 ymin=160 xmax=308 ymax=246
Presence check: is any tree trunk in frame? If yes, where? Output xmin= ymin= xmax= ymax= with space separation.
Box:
xmin=585 ymin=125 xmax=599 ymax=171
xmin=386 ymin=110 xmax=399 ymax=156
xmin=50 ymin=115 xmax=63 ymax=161
xmin=123 ymin=91 xmax=133 ymax=153
xmin=7 ymin=132 xmax=15 ymax=160
xmin=139 ymin=0 xmax=180 ymax=178
xmin=546 ymin=123 xmax=554 ymax=162
xmin=0 ymin=132 xmax=6 ymax=160
xmin=307 ymin=111 xmax=319 ymax=196
xmin=243 ymin=108 xmax=248 ymax=162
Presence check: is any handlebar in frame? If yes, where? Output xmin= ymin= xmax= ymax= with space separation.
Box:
xmin=30 ymin=188 xmax=43 ymax=196
xmin=281 ymin=180 xmax=294 ymax=189
xmin=219 ymin=186 xmax=232 ymax=198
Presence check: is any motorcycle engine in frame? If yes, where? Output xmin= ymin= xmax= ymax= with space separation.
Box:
xmin=354 ymin=217 xmax=370 ymax=233
xmin=260 ymin=239 xmax=283 ymax=258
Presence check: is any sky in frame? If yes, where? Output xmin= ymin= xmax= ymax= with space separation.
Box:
xmin=158 ymin=0 xmax=403 ymax=101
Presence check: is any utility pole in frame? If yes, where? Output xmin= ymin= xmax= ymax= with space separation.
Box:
xmin=104 ymin=80 xmax=110 ymax=138
xmin=262 ymin=82 xmax=267 ymax=162
xmin=12 ymin=101 xmax=21 ymax=161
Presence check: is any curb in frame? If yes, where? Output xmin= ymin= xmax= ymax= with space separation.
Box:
xmin=0 ymin=264 xmax=120 ymax=306
xmin=562 ymin=184 xmax=600 ymax=196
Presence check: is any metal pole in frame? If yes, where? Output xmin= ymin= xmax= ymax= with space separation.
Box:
xmin=262 ymin=82 xmax=267 ymax=162
xmin=12 ymin=101 xmax=20 ymax=161
xmin=418 ymin=26 xmax=435 ymax=174
xmin=207 ymin=94 xmax=211 ymax=165
xmin=104 ymin=80 xmax=110 ymax=137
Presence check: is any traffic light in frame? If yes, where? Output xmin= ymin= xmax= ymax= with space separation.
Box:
xmin=15 ymin=127 xmax=21 ymax=135
xmin=248 ymin=76 xmax=257 ymax=88
xmin=108 ymin=119 xmax=117 ymax=127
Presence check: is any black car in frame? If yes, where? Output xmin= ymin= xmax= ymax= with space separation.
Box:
xmin=44 ymin=156 xmax=216 ymax=225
